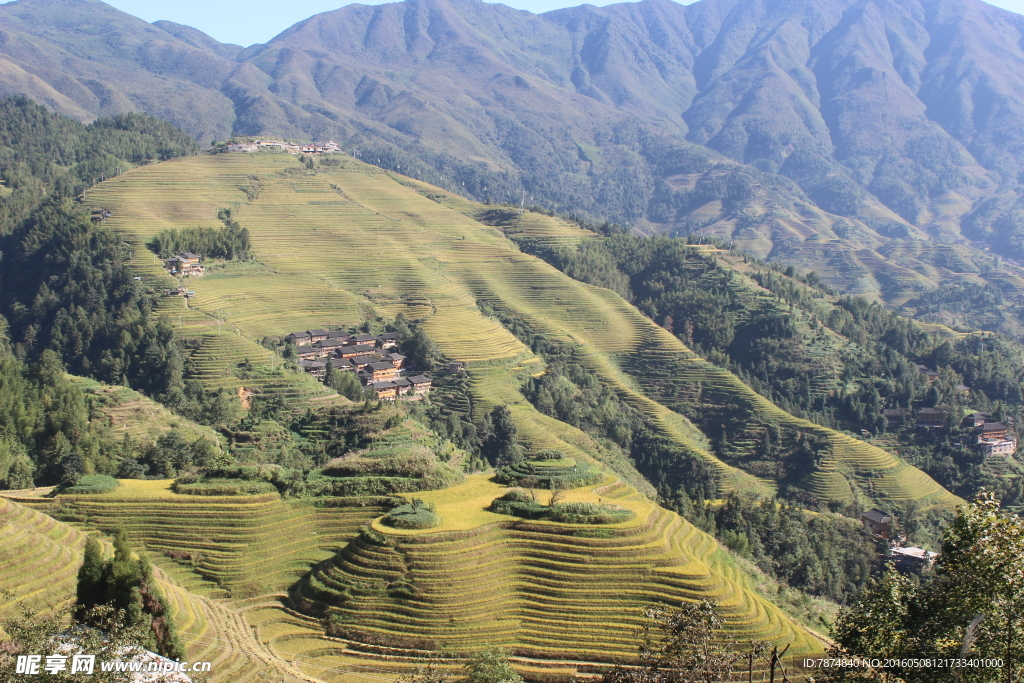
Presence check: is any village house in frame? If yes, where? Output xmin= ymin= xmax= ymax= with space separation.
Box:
xmin=976 ymin=422 xmax=1009 ymax=440
xmin=327 ymin=330 xmax=353 ymax=340
xmin=963 ymin=412 xmax=993 ymax=429
xmin=393 ymin=377 xmax=413 ymax=395
xmin=883 ymin=408 xmax=908 ymax=427
xmin=861 ymin=508 xmax=893 ymax=539
xmin=915 ymin=407 xmax=946 ymax=430
xmin=315 ymin=339 xmax=349 ymax=352
xmin=336 ymin=346 xmax=363 ymax=359
xmin=378 ymin=332 xmax=399 ymax=349
xmin=306 ymin=329 xmax=330 ymax=343
xmin=409 ymin=375 xmax=433 ymax=397
xmin=370 ymin=381 xmax=399 ymax=400
xmin=916 ymin=365 xmax=940 ymax=383
xmin=973 ymin=421 xmax=1017 ymax=458
xmin=350 ymin=355 xmax=378 ymax=371
xmin=889 ymin=546 xmax=938 ymax=573
xmin=351 ymin=333 xmax=376 ymax=345
xmin=304 ymin=360 xmax=328 ymax=379
xmin=979 ymin=438 xmax=1017 ymax=457
xmin=383 ymin=353 xmax=406 ymax=369
xmin=295 ymin=345 xmax=319 ymax=361
xmin=165 ymin=252 xmax=204 ymax=276
xmin=285 ymin=331 xmax=312 ymax=346
xmin=364 ymin=361 xmax=399 ymax=382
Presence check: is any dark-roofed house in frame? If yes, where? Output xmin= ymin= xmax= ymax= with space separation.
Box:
xmin=883 ymin=408 xmax=907 ymax=427
xmin=285 ymin=331 xmax=312 ymax=345
xmin=366 ymin=361 xmax=398 ymax=382
xmin=976 ymin=422 xmax=1009 ymax=440
xmin=316 ymin=339 xmax=348 ymax=351
xmin=963 ymin=412 xmax=993 ymax=429
xmin=377 ymin=332 xmax=398 ymax=349
xmin=393 ymin=377 xmax=413 ymax=395
xmin=306 ymin=329 xmax=330 ymax=342
xmin=915 ymin=407 xmax=946 ymax=430
xmin=327 ymin=330 xmax=352 ymax=339
xmin=295 ymin=345 xmax=320 ymax=360
xmin=351 ymin=355 xmax=377 ymax=370
xmin=916 ymin=365 xmax=940 ymax=383
xmin=352 ymin=333 xmax=376 ymax=345
xmin=383 ymin=353 xmax=406 ymax=369
xmin=409 ymin=375 xmax=432 ymax=397
xmin=337 ymin=346 xmax=362 ymax=359
xmin=861 ymin=509 xmax=892 ymax=539
xmin=352 ymin=344 xmax=377 ymax=355
xmin=306 ymin=360 xmax=328 ymax=379
xmin=371 ymin=381 xmax=398 ymax=400
xmin=332 ymin=358 xmax=354 ymax=372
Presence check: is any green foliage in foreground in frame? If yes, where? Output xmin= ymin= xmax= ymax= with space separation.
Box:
xmin=76 ymin=530 xmax=184 ymax=660
xmin=0 ymin=594 xmax=150 ymax=683
xmin=827 ymin=492 xmax=1023 ymax=682
xmin=598 ymin=600 xmax=790 ymax=683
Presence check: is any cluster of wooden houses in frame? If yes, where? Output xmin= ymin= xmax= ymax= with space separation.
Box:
xmin=225 ymin=139 xmax=342 ymax=155
xmin=285 ymin=329 xmax=432 ymax=400
xmin=882 ymin=406 xmax=1017 ymax=457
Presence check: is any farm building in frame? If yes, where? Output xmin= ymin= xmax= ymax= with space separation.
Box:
xmin=861 ymin=508 xmax=892 ymax=539
xmin=165 ymin=252 xmax=203 ymax=276
xmin=915 ymin=407 xmax=946 ymax=430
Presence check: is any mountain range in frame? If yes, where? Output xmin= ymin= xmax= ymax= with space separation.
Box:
xmin=4 ymin=0 xmax=1024 ymax=317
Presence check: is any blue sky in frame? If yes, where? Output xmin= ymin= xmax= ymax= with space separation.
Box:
xmin=7 ymin=0 xmax=1024 ymax=46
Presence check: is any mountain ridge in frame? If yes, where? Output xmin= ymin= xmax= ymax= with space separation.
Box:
xmin=5 ymin=0 xmax=1024 ymax=324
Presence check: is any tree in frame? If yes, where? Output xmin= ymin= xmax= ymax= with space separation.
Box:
xmin=483 ymin=405 xmax=523 ymax=467
xmin=74 ymin=528 xmax=185 ymax=660
xmin=464 ymin=649 xmax=523 ymax=683
xmin=75 ymin=537 xmax=106 ymax=619
xmin=828 ymin=491 xmax=1024 ymax=682
xmin=636 ymin=601 xmax=746 ymax=683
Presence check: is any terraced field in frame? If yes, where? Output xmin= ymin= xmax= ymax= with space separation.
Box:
xmin=46 ymin=149 xmax=970 ymax=677
xmin=12 ymin=481 xmax=388 ymax=600
xmin=0 ymin=495 xmax=311 ymax=683
xmin=290 ymin=474 xmax=821 ymax=665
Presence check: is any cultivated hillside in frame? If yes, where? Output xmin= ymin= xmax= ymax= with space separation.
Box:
xmin=83 ymin=149 xmax=960 ymax=508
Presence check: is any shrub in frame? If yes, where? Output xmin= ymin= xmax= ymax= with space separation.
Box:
xmin=172 ymin=478 xmax=277 ymax=496
xmin=532 ymin=449 xmax=566 ymax=461
xmin=548 ymin=502 xmax=634 ymax=524
xmin=56 ymin=475 xmax=120 ymax=495
xmin=382 ymin=502 xmax=441 ymax=529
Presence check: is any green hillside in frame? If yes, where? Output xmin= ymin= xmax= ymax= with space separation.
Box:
xmin=84 ymin=150 xmax=959 ymax=509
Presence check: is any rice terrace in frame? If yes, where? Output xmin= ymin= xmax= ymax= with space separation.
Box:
xmin=0 ymin=143 xmax=981 ymax=681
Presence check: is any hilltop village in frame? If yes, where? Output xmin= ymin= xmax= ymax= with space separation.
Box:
xmin=284 ymin=328 xmax=432 ymax=400
xmin=223 ymin=139 xmax=341 ymax=155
